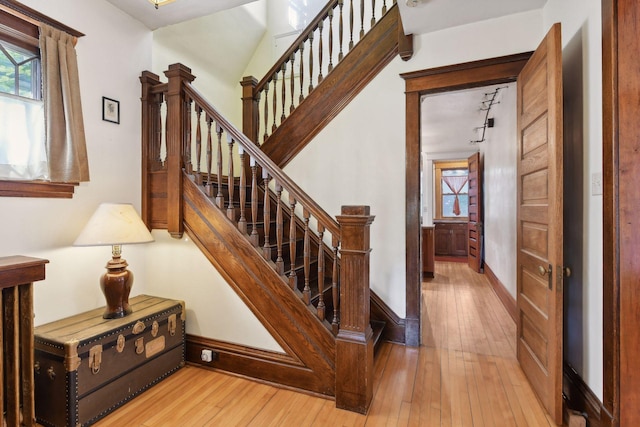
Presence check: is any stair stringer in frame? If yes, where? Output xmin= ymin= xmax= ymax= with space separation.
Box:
xmin=182 ymin=174 xmax=336 ymax=396
xmin=260 ymin=5 xmax=402 ymax=168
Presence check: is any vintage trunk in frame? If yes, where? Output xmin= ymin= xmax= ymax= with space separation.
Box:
xmin=33 ymin=295 xmax=185 ymax=427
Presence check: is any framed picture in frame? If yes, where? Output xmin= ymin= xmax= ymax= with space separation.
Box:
xmin=102 ymin=97 xmax=120 ymax=124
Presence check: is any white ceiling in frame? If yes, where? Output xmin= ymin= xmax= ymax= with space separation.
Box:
xmin=421 ymin=83 xmax=515 ymax=154
xmin=107 ymin=0 xmax=547 ymax=34
xmin=397 ymin=0 xmax=547 ymax=35
xmin=106 ymin=0 xmax=255 ymax=30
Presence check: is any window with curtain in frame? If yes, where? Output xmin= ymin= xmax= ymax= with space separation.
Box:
xmin=0 ymin=39 xmax=47 ymax=180
xmin=0 ymin=1 xmax=86 ymax=198
xmin=434 ymin=160 xmax=469 ymax=219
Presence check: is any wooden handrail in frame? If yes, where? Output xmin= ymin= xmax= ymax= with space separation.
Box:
xmin=183 ymin=82 xmax=340 ymax=238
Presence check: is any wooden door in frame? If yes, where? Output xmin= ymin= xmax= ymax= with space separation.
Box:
xmin=467 ymin=152 xmax=483 ymax=272
xmin=516 ymin=23 xmax=564 ymax=425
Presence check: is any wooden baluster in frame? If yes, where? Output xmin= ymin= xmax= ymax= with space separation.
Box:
xmin=272 ymin=72 xmax=278 ymax=132
xmin=338 ymin=0 xmax=345 ymax=61
xmin=183 ymin=98 xmax=193 ymax=174
xmin=153 ymin=94 xmax=163 ymax=169
xmin=263 ymin=82 xmax=269 ymax=142
xmin=349 ymin=0 xmax=355 ymax=50
xmin=281 ymin=63 xmax=287 ymax=123
xmin=302 ymin=208 xmax=311 ymax=304
xmin=289 ymin=196 xmax=298 ymax=289
xmin=275 ymin=183 xmax=284 ymax=274
xmin=194 ymin=105 xmax=202 ymax=184
xmin=371 ymin=0 xmax=376 ymax=27
xmin=262 ymin=170 xmax=272 ymax=261
xmin=328 ymin=9 xmax=334 ymax=72
xmin=382 ymin=0 xmax=387 ymax=15
xmin=318 ymin=21 xmax=324 ymax=83
xmin=250 ymin=158 xmax=259 ymax=247
xmin=317 ymin=223 xmax=326 ymax=321
xmin=308 ymin=31 xmax=314 ymax=93
xmin=360 ymin=0 xmax=365 ymax=39
xmin=238 ymin=146 xmax=247 ymax=233
xmin=331 ymin=236 xmax=340 ymax=334
xmin=290 ymin=52 xmax=296 ymax=113
xmin=299 ymin=42 xmax=305 ymax=103
xmin=204 ymin=116 xmax=214 ymax=197
xmin=227 ymin=134 xmax=235 ymax=221
xmin=215 ymin=124 xmax=224 ymax=209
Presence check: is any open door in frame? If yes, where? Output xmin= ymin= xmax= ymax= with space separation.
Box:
xmin=516 ymin=23 xmax=564 ymax=424
xmin=467 ymin=152 xmax=482 ymax=272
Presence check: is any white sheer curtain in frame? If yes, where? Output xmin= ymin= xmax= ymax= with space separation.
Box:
xmin=0 ymin=93 xmax=48 ymax=180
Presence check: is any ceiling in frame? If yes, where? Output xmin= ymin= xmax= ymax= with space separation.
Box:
xmin=397 ymin=0 xmax=547 ymax=35
xmin=107 ymin=0 xmax=546 ymax=34
xmin=106 ymin=0 xmax=255 ymax=30
xmin=421 ymin=83 xmax=515 ymax=154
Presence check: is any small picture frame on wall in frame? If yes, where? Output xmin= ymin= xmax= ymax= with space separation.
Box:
xmin=102 ymin=97 xmax=120 ymax=124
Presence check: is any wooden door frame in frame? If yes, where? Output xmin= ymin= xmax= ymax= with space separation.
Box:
xmin=602 ymin=0 xmax=638 ymax=425
xmin=401 ymin=52 xmax=532 ymax=346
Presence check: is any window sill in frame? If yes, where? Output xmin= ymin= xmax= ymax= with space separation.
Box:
xmin=0 ymin=180 xmax=78 ymax=198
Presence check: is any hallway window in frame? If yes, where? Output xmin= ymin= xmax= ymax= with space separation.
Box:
xmin=434 ymin=160 xmax=469 ymax=219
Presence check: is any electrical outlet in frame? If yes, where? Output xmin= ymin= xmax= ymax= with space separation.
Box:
xmin=201 ymin=349 xmax=213 ymax=363
xmin=592 ymin=172 xmax=602 ymax=196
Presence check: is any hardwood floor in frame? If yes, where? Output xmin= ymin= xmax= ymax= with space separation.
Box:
xmin=94 ymin=262 xmax=555 ymax=426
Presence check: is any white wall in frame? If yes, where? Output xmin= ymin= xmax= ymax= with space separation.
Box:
xmin=0 ymin=0 xmax=153 ymax=324
xmin=480 ymin=85 xmax=518 ymax=298
xmin=543 ymin=0 xmax=603 ymax=400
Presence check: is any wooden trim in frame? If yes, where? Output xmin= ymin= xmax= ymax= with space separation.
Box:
xmin=0 ymin=0 xmax=84 ymax=37
xmin=185 ymin=335 xmax=334 ymax=397
xmin=483 ymin=263 xmax=517 ymax=324
xmin=433 ymin=160 xmax=469 ymax=221
xmin=0 ymin=180 xmax=77 ymax=198
xmin=601 ymin=0 xmax=619 ymax=425
xmin=402 ymin=52 xmax=531 ymax=351
xmin=370 ymin=290 xmax=405 ymax=344
xmin=563 ymin=362 xmax=614 ymax=427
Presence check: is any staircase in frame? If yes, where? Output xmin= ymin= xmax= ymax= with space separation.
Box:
xmin=140 ymin=0 xmax=411 ymax=414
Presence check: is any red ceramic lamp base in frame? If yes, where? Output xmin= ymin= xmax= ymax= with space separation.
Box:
xmin=100 ymin=256 xmax=133 ymax=319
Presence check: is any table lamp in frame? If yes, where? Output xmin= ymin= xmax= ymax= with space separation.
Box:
xmin=74 ymin=203 xmax=154 ymax=319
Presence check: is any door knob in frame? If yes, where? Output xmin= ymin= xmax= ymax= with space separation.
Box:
xmin=538 ymin=265 xmax=548 ymax=276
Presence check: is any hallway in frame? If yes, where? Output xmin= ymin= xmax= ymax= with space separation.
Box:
xmin=94 ymin=262 xmax=555 ymax=426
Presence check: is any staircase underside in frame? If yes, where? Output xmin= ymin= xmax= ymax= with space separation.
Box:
xmin=182 ymin=174 xmax=336 ymax=396
xmin=260 ymin=6 xmax=402 ymax=168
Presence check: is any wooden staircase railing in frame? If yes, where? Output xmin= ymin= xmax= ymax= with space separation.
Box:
xmin=141 ymin=64 xmax=376 ymax=413
xmin=242 ymin=0 xmax=412 ymax=166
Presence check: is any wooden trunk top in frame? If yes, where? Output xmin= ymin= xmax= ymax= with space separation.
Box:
xmin=34 ymin=295 xmax=184 ymax=345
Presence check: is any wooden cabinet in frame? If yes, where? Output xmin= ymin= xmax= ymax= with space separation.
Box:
xmin=434 ymin=222 xmax=468 ymax=257
xmin=422 ymin=226 xmax=434 ymax=278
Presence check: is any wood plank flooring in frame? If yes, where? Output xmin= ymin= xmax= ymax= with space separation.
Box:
xmin=94 ymin=262 xmax=556 ymax=426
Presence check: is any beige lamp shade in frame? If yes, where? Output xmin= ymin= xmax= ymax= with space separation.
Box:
xmin=74 ymin=203 xmax=154 ymax=247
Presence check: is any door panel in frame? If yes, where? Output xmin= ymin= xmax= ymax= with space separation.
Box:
xmin=467 ymin=152 xmax=482 ymax=272
xmin=516 ymin=23 xmax=563 ymax=425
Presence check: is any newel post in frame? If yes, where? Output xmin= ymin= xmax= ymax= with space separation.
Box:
xmin=241 ymin=76 xmax=259 ymax=145
xmin=164 ymin=63 xmax=195 ymax=238
xmin=335 ymin=205 xmax=375 ymax=414
xmin=139 ymin=70 xmax=162 ymax=229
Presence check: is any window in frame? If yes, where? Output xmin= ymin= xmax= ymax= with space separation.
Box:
xmin=434 ymin=160 xmax=469 ymax=220
xmin=0 ymin=39 xmax=47 ymax=181
xmin=0 ymin=2 xmax=85 ymax=198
